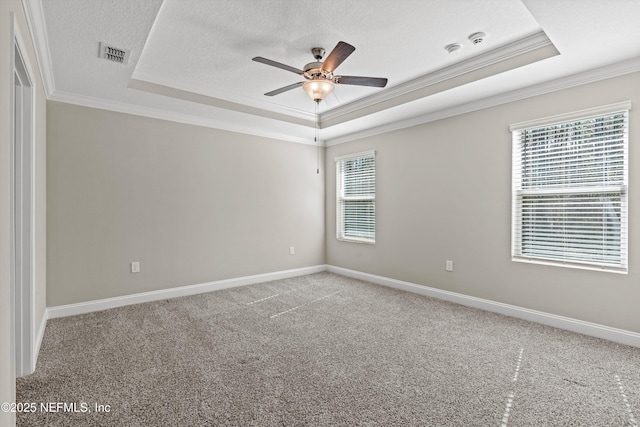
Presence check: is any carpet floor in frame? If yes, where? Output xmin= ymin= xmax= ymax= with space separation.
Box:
xmin=16 ymin=272 xmax=640 ymax=426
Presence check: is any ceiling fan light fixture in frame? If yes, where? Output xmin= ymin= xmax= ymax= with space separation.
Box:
xmin=303 ymin=79 xmax=334 ymax=102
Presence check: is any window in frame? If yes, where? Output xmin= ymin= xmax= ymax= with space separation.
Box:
xmin=511 ymin=102 xmax=630 ymax=272
xmin=336 ymin=150 xmax=376 ymax=244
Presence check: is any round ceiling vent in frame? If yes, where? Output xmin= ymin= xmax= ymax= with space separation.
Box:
xmin=468 ymin=32 xmax=486 ymax=45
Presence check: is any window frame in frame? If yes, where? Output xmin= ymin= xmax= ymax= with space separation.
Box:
xmin=510 ymin=102 xmax=631 ymax=273
xmin=336 ymin=150 xmax=376 ymax=244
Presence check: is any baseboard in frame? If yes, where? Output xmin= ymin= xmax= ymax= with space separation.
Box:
xmin=47 ymin=265 xmax=327 ymax=319
xmin=20 ymin=308 xmax=50 ymax=377
xmin=44 ymin=263 xmax=640 ymax=348
xmin=32 ymin=309 xmax=48 ymax=371
xmin=327 ymin=265 xmax=640 ymax=348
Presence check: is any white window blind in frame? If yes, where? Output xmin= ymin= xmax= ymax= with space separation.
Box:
xmin=511 ymin=103 xmax=629 ymax=272
xmin=336 ymin=151 xmax=375 ymax=244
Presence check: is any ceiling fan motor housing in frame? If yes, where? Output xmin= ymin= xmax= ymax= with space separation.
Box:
xmin=304 ymin=61 xmax=332 ymax=80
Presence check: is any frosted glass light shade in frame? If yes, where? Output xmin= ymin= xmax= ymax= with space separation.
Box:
xmin=303 ymin=80 xmax=334 ymax=101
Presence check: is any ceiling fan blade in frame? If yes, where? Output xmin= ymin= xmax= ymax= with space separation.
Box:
xmin=334 ymin=75 xmax=388 ymax=87
xmin=264 ymin=82 xmax=303 ymax=96
xmin=252 ymin=57 xmax=304 ymax=75
xmin=322 ymin=41 xmax=355 ymax=73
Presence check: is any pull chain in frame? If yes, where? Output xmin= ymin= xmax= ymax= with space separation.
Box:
xmin=315 ymin=100 xmax=320 ymax=174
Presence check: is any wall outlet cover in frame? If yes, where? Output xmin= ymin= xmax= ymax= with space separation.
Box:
xmin=445 ymin=260 xmax=453 ymax=272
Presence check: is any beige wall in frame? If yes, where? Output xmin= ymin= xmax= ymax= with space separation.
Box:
xmin=1 ymin=0 xmax=48 ymax=424
xmin=326 ymin=72 xmax=640 ymax=333
xmin=47 ymin=102 xmax=324 ymax=306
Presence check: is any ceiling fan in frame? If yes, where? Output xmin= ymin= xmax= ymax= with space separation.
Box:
xmin=252 ymin=41 xmax=388 ymax=103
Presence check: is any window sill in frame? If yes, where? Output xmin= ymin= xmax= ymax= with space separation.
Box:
xmin=337 ymin=237 xmax=375 ymax=245
xmin=512 ymin=256 xmax=627 ymax=274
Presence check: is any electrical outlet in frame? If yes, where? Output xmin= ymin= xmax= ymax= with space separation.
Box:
xmin=289 ymin=247 xmax=295 ymax=255
xmin=445 ymin=260 xmax=453 ymax=272
xmin=131 ymin=261 xmax=140 ymax=273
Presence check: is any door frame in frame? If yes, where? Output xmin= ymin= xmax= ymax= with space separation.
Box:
xmin=10 ymin=13 xmax=37 ymax=377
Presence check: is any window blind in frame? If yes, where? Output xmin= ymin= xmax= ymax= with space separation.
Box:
xmin=511 ymin=107 xmax=629 ymax=272
xmin=336 ymin=151 xmax=375 ymax=243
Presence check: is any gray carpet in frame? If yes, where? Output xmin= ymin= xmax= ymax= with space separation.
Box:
xmin=16 ymin=272 xmax=640 ymax=426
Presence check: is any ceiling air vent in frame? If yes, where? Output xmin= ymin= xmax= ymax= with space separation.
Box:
xmin=98 ymin=42 xmax=130 ymax=65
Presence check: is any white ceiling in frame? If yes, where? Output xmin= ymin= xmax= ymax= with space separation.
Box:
xmin=26 ymin=0 xmax=640 ymax=145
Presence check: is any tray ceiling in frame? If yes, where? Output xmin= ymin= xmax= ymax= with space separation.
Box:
xmin=26 ymin=0 xmax=640 ymax=145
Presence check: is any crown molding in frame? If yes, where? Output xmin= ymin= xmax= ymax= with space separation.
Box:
xmin=127 ymin=32 xmax=555 ymax=130
xmin=130 ymin=72 xmax=316 ymax=123
xmin=325 ymin=57 xmax=640 ymax=146
xmin=48 ymin=91 xmax=316 ymax=145
xmin=128 ymin=77 xmax=315 ymax=128
xmin=48 ymin=56 xmax=640 ymax=148
xmin=21 ymin=0 xmax=55 ymax=96
xmin=320 ymin=30 xmax=557 ymax=127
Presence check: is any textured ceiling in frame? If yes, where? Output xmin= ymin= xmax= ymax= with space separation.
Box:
xmin=134 ymin=0 xmax=540 ymax=113
xmin=27 ymin=0 xmax=640 ymax=144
